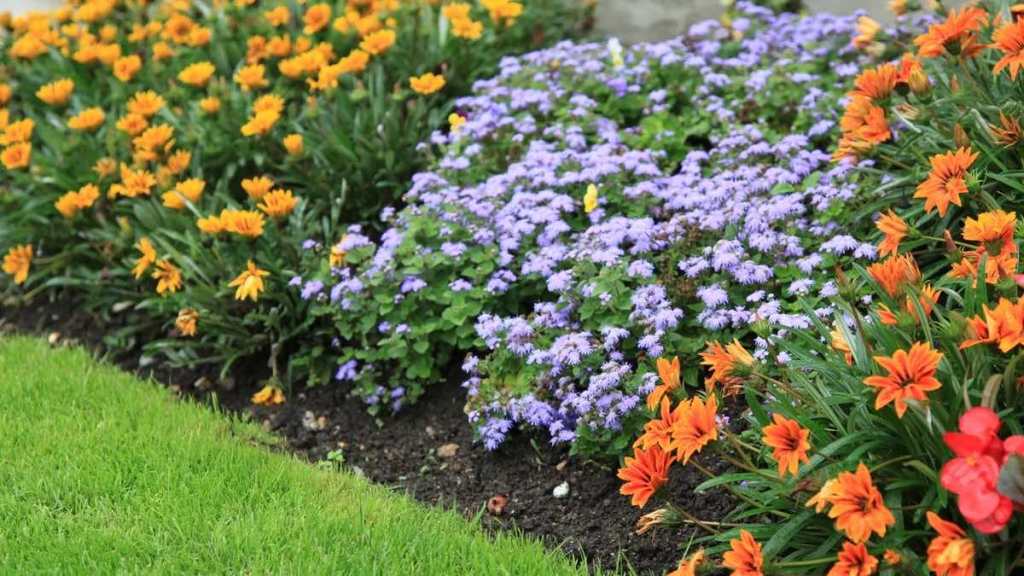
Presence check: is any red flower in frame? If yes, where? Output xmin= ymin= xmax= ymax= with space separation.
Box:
xmin=940 ymin=407 xmax=1015 ymax=533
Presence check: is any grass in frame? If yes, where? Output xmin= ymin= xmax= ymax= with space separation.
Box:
xmin=0 ymin=337 xmax=598 ymax=575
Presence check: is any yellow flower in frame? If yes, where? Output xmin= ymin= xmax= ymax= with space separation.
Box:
xmin=258 ymin=188 xmax=298 ymax=218
xmin=230 ymin=259 xmax=269 ymax=301
xmin=241 ymin=110 xmax=280 ymax=136
xmin=127 ymin=90 xmax=165 ymax=117
xmin=177 ymin=61 xmax=215 ymax=86
xmin=111 ymin=164 xmax=156 ymax=199
xmin=152 ymin=41 xmax=175 ymax=61
xmin=267 ymin=34 xmax=292 ymax=58
xmin=283 ymin=133 xmax=303 ymax=156
xmin=133 ymin=123 xmax=175 ymax=157
xmin=242 ymin=175 xmax=274 ymax=199
xmin=132 ymin=237 xmax=157 ymax=279
xmin=68 ymin=107 xmax=105 ymax=131
xmin=1 ymin=142 xmax=31 ymax=170
xmin=409 ymin=72 xmax=446 ymax=95
xmin=197 ymin=214 xmax=224 ymax=234
xmin=254 ymin=94 xmax=285 ymax=114
xmin=442 ymin=3 xmax=473 ymax=21
xmin=234 ymin=63 xmax=268 ymax=91
xmin=152 ymin=259 xmax=182 ymax=295
xmin=449 ymin=113 xmax=466 ymax=132
xmin=221 ymin=209 xmax=265 ymax=237
xmin=162 ymin=178 xmax=205 ymax=210
xmin=93 ymin=157 xmax=117 ymax=178
xmin=452 ymin=18 xmax=484 ymax=40
xmin=36 ymin=78 xmax=74 ymax=106
xmin=265 ymin=6 xmax=291 ymax=27
xmin=584 ymin=184 xmax=598 ymax=213
xmin=359 ymin=29 xmax=395 ymax=55
xmin=55 ymin=183 xmax=99 ymax=218
xmin=175 ymin=308 xmax=199 ymax=337
xmin=337 ymin=48 xmax=369 ymax=73
xmin=113 ymin=54 xmax=142 ymax=82
xmin=303 ymin=3 xmax=332 ymax=35
xmin=96 ymin=43 xmax=123 ymax=66
xmin=251 ymin=384 xmax=285 ymax=405
xmin=482 ymin=0 xmax=523 ymax=25
xmin=1 ymin=118 xmax=34 ymax=145
xmin=10 ymin=34 xmax=48 ymax=60
xmin=199 ymin=96 xmax=221 ymax=114
xmin=164 ymin=149 xmax=192 ymax=175
xmin=116 ymin=113 xmax=149 ymax=136
xmin=2 ymin=244 xmax=32 ymax=285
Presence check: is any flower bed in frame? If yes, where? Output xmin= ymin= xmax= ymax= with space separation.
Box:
xmin=297 ymin=3 xmax=928 ymax=455
xmin=0 ymin=0 xmax=591 ymax=379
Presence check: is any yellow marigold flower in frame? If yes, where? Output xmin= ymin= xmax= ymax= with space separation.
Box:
xmin=197 ymin=214 xmax=224 ymax=234
xmin=258 ymin=188 xmax=298 ymax=218
xmin=96 ymin=43 xmax=122 ymax=66
xmin=112 ymin=164 xmax=156 ymax=198
xmin=152 ymin=41 xmax=174 ymax=61
xmin=188 ymin=27 xmax=212 ymax=47
xmin=251 ymin=384 xmax=284 ymax=405
xmin=449 ymin=113 xmax=466 ymax=132
xmin=113 ymin=54 xmax=142 ymax=82
xmin=175 ymin=308 xmax=199 ymax=337
xmin=452 ymin=18 xmax=484 ymax=40
xmin=267 ymin=34 xmax=292 ymax=58
xmin=133 ymin=123 xmax=175 ymax=156
xmin=99 ymin=24 xmax=117 ymax=42
xmin=221 ymin=209 xmax=265 ymax=237
xmin=164 ymin=149 xmax=192 ymax=175
xmin=235 ymin=63 xmax=268 ymax=91
xmin=242 ymin=175 xmax=274 ymax=199
xmin=1 ymin=118 xmax=34 ymax=145
xmin=54 ymin=183 xmax=99 ymax=218
xmin=230 ymin=259 xmax=269 ymax=301
xmin=254 ymin=93 xmax=285 ymax=114
xmin=36 ymin=78 xmax=74 ymax=106
xmin=481 ymin=0 xmax=523 ymax=25
xmin=283 ymin=133 xmax=303 ymax=156
xmin=409 ymin=72 xmax=445 ymax=95
xmin=241 ymin=110 xmax=281 ymax=137
xmin=337 ymin=49 xmax=369 ymax=73
xmin=583 ymin=184 xmax=598 ymax=213
xmin=442 ymin=3 xmax=473 ymax=21
xmin=1 ymin=142 xmax=31 ymax=170
xmin=132 ymin=237 xmax=157 ymax=279
xmin=199 ymin=96 xmax=221 ymax=114
xmin=177 ymin=61 xmax=215 ymax=87
xmin=116 ymin=113 xmax=149 ymax=136
xmin=152 ymin=259 xmax=182 ymax=295
xmin=265 ymin=6 xmax=291 ymax=27
xmin=2 ymin=244 xmax=32 ymax=285
xmin=68 ymin=107 xmax=105 ymax=131
xmin=359 ymin=29 xmax=395 ymax=55
xmin=163 ymin=13 xmax=195 ymax=44
xmin=247 ymin=35 xmax=268 ymax=64
xmin=94 ymin=157 xmax=117 ymax=178
xmin=10 ymin=34 xmax=48 ymax=60
xmin=303 ymin=3 xmax=332 ymax=35
xmin=162 ymin=177 xmax=205 ymax=210
xmin=127 ymin=90 xmax=164 ymax=117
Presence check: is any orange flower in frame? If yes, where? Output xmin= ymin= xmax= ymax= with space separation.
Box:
xmin=993 ymin=18 xmax=1024 ymax=79
xmin=175 ymin=308 xmax=199 ymax=337
xmin=961 ymin=297 xmax=1024 ymax=352
xmin=359 ymin=29 xmax=395 ymax=55
xmin=127 ymin=90 xmax=165 ymax=117
xmin=831 ymin=327 xmax=855 ymax=365
xmin=177 ymin=61 xmax=215 ymax=86
xmin=230 ymin=259 xmax=270 ymax=301
xmin=668 ymin=395 xmax=718 ymax=463
xmin=762 ymin=413 xmax=811 ymax=478
xmin=220 ymin=209 xmax=265 ymax=238
xmin=914 ymin=148 xmax=977 ymax=217
xmin=647 ymin=356 xmax=680 ymax=409
xmin=251 ymin=384 xmax=285 ymax=405
xmin=883 ymin=549 xmax=902 ymax=566
xmin=258 ymin=189 xmax=298 ymax=218
xmin=234 ymin=63 xmax=268 ymax=91
xmin=722 ymin=530 xmax=764 ymax=576
xmin=667 ymin=549 xmax=705 ymax=576
xmin=701 ymin=339 xmax=754 ymax=395
xmin=113 ymin=54 xmax=142 ymax=82
xmin=162 ymin=178 xmax=205 ymax=210
xmin=914 ymin=6 xmax=988 ymax=58
xmin=990 ymin=112 xmax=1022 ymax=147
xmin=806 ymin=463 xmax=895 ymax=543
xmin=200 ymin=97 xmax=221 ymax=114
xmin=68 ymin=107 xmax=105 ymax=131
xmin=895 ymin=52 xmax=928 ymax=94
xmin=635 ymin=397 xmax=684 ymax=452
xmin=926 ymin=512 xmax=974 ymax=576
xmin=864 ymin=342 xmax=943 ymax=418
xmin=852 ymin=16 xmax=881 ymax=50
xmin=827 ymin=542 xmax=878 ymax=576
xmin=410 ymin=72 xmax=446 ymax=95
xmin=617 ymin=444 xmax=672 ymax=508
xmin=834 ymin=97 xmax=891 ymax=161
xmin=849 ymin=63 xmax=898 ymax=102
xmin=1 ymin=142 xmax=31 ymax=170
xmin=132 ymin=237 xmax=157 ymax=279
xmin=242 ymin=175 xmax=274 ymax=199
xmin=954 ymin=210 xmax=1019 ymax=284
xmin=152 ymin=259 xmax=182 ymax=295
xmin=867 ymin=254 xmax=920 ymax=298
xmin=55 ymin=183 xmax=99 ymax=218
xmin=876 ymin=210 xmax=907 ymax=257
xmin=283 ymin=133 xmax=304 ymax=156
xmin=36 ymin=78 xmax=74 ymax=106
xmin=303 ymin=3 xmax=332 ymax=35
xmin=2 ymin=244 xmax=32 ymax=285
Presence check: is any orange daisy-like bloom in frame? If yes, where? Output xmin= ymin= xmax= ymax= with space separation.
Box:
xmin=831 ymin=327 xmax=855 ymax=365
xmin=1 ymin=142 xmax=32 ymax=170
xmin=827 ymin=541 xmax=879 ymax=576
xmin=359 ymin=29 xmax=395 ymax=55
xmin=762 ymin=413 xmax=811 ymax=478
xmin=132 ymin=237 xmax=157 ymax=279
xmin=668 ymin=395 xmax=718 ymax=464
xmin=410 ymin=72 xmax=446 ymax=95
xmin=162 ymin=178 xmax=205 ymax=210
xmin=36 ymin=78 xmax=74 ymax=106
xmin=113 ymin=54 xmax=142 ymax=82
xmin=242 ymin=175 xmax=274 ymax=199
xmin=883 ymin=549 xmax=902 ymax=566
xmin=960 ymin=297 xmax=1024 ymax=352
xmin=647 ymin=356 xmax=680 ymax=410
xmin=848 ymin=63 xmax=898 ymax=102
xmin=127 ymin=90 xmax=165 ymax=117
xmin=954 ymin=210 xmax=1019 ymax=284
xmin=220 ymin=209 xmax=265 ymax=238
xmin=635 ymin=397 xmax=684 ymax=452
xmin=283 ymin=133 xmax=304 ymax=156
xmin=895 ymin=52 xmax=928 ymax=94
xmin=55 ymin=183 xmax=99 ymax=218
xmin=2 ymin=244 xmax=32 ymax=285
xmin=251 ymin=384 xmax=285 ymax=406
xmin=834 ymin=97 xmax=891 ymax=161
xmin=230 ymin=260 xmax=270 ymax=302
xmin=914 ymin=148 xmax=978 ymax=217
xmin=701 ymin=339 xmax=754 ymax=395
xmin=152 ymin=259 xmax=182 ymax=295
xmin=876 ymin=210 xmax=907 ymax=257
xmin=722 ymin=530 xmax=764 ymax=576
xmin=68 ymin=107 xmax=106 ymax=131
xmin=258 ymin=189 xmax=298 ymax=219
xmin=303 ymin=3 xmax=332 ymax=35
xmin=852 ymin=16 xmax=881 ymax=50
xmin=863 ymin=342 xmax=943 ymax=418
xmin=177 ymin=61 xmax=215 ymax=87
xmin=666 ymin=549 xmax=705 ymax=576
xmin=990 ymin=112 xmax=1022 ymax=147
xmin=992 ymin=17 xmax=1024 ymax=79
xmin=617 ymin=444 xmax=672 ymax=508
xmin=234 ymin=63 xmax=268 ymax=91
xmin=175 ymin=308 xmax=199 ymax=337
xmin=914 ymin=6 xmax=988 ymax=59
xmin=806 ymin=463 xmax=895 ymax=543
xmin=926 ymin=512 xmax=974 ymax=576
xmin=867 ymin=254 xmax=920 ymax=299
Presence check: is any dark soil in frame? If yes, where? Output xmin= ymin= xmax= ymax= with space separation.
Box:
xmin=1 ymin=295 xmax=733 ymax=575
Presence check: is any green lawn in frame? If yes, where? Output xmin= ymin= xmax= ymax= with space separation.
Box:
xmin=0 ymin=337 xmax=597 ymax=575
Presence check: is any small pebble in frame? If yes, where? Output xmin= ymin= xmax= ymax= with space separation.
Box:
xmin=552 ymin=481 xmax=570 ymax=498
xmin=436 ymin=443 xmax=460 ymax=459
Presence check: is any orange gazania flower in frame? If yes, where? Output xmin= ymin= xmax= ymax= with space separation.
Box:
xmin=220 ymin=209 xmax=265 ymax=238
xmin=992 ymin=17 xmax=1024 ymax=79
xmin=635 ymin=397 xmax=684 ymax=452
xmin=175 ymin=308 xmax=199 ymax=337
xmin=68 ymin=107 xmax=105 ymax=131
xmin=807 ymin=463 xmax=895 ymax=543
xmin=762 ymin=413 xmax=811 ymax=478
xmin=242 ymin=175 xmax=274 ymax=199
xmin=303 ymin=3 xmax=332 ymax=34
xmin=177 ymin=61 xmax=215 ymax=86
xmin=852 ymin=16 xmax=881 ymax=50
xmin=617 ymin=444 xmax=672 ymax=508
xmin=834 ymin=97 xmax=891 ymax=161
xmin=701 ymin=339 xmax=754 ymax=395
xmin=722 ymin=530 xmax=764 ymax=576
xmin=36 ymin=78 xmax=74 ymax=106
xmin=864 ymin=342 xmax=943 ymax=418
xmin=827 ymin=542 xmax=879 ymax=576
xmin=127 ymin=90 xmax=165 ymax=117
xmin=2 ymin=244 xmax=32 ymax=285
xmin=359 ymin=29 xmax=395 ymax=55
xmin=258 ymin=189 xmax=298 ymax=218
xmin=849 ymin=63 xmax=898 ymax=102
xmin=883 ymin=549 xmax=902 ymax=566
xmin=410 ymin=72 xmax=446 ymax=95
xmin=647 ymin=356 xmax=680 ymax=409
xmin=831 ymin=327 xmax=855 ymax=365
xmin=667 ymin=549 xmax=705 ymax=576
xmin=876 ymin=210 xmax=908 ymax=257
xmin=867 ymin=254 xmax=920 ymax=298
xmin=1 ymin=142 xmax=32 ymax=170
xmin=152 ymin=259 xmax=182 ymax=295
xmin=914 ymin=6 xmax=988 ymax=59
xmin=990 ymin=112 xmax=1022 ymax=147
xmin=960 ymin=297 xmax=1024 ymax=352
xmin=895 ymin=52 xmax=928 ymax=94
xmin=251 ymin=384 xmax=285 ymax=406
xmin=913 ymin=148 xmax=978 ymax=217
xmin=954 ymin=210 xmax=1019 ymax=284
xmin=668 ymin=395 xmax=718 ymax=463
xmin=926 ymin=512 xmax=974 ymax=576
xmin=230 ymin=260 xmax=270 ymax=302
